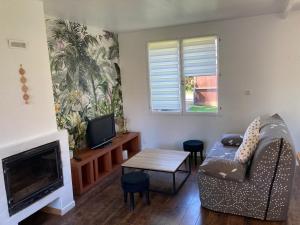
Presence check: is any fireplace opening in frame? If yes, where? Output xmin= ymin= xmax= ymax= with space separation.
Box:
xmin=2 ymin=141 xmax=63 ymax=216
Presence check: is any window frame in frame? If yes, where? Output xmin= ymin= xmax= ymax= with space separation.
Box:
xmin=181 ymin=36 xmax=220 ymax=115
xmin=147 ymin=39 xmax=182 ymax=114
xmin=147 ymin=35 xmax=220 ymax=115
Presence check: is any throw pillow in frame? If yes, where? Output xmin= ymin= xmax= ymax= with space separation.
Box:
xmin=234 ymin=117 xmax=261 ymax=163
xmin=221 ymin=134 xmax=243 ymax=147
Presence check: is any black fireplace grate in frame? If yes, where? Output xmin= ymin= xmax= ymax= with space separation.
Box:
xmin=2 ymin=141 xmax=63 ymax=216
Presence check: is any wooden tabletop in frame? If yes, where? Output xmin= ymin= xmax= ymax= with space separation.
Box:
xmin=122 ymin=149 xmax=190 ymax=173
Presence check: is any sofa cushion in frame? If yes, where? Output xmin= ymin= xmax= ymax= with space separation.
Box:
xmin=234 ymin=117 xmax=260 ymax=163
xmin=259 ymin=114 xmax=293 ymax=144
xmin=221 ymin=133 xmax=243 ymax=147
xmin=199 ymin=142 xmax=247 ymax=182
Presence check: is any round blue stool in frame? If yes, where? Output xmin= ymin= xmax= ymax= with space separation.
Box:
xmin=183 ymin=140 xmax=204 ymax=166
xmin=121 ymin=171 xmax=150 ymax=210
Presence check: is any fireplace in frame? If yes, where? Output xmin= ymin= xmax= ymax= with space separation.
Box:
xmin=2 ymin=141 xmax=63 ymax=216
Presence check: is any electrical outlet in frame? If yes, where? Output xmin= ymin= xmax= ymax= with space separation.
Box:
xmin=244 ymin=90 xmax=251 ymax=95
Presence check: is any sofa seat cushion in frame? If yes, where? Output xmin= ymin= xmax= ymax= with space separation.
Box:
xmin=199 ymin=142 xmax=247 ymax=182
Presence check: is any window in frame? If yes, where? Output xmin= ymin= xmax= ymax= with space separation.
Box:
xmin=148 ymin=36 xmax=219 ymax=114
xmin=182 ymin=37 xmax=218 ymax=113
xmin=148 ymin=41 xmax=181 ymax=112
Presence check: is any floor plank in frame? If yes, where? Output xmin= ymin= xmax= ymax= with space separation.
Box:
xmin=20 ymin=165 xmax=300 ymax=225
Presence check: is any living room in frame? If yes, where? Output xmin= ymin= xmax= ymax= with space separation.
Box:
xmin=0 ymin=0 xmax=299 ymax=224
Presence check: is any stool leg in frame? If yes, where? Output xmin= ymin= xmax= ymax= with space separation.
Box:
xmin=124 ymin=191 xmax=128 ymax=203
xmin=194 ymin=152 xmax=197 ymax=165
xmin=139 ymin=192 xmax=143 ymax=198
xmin=146 ymin=190 xmax=150 ymax=205
xmin=130 ymin=193 xmax=134 ymax=211
xmin=200 ymin=150 xmax=204 ymax=162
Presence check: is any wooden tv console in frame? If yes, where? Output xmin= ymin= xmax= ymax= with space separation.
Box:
xmin=71 ymin=132 xmax=140 ymax=195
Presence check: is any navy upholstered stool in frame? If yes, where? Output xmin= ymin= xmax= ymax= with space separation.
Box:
xmin=121 ymin=171 xmax=150 ymax=210
xmin=183 ymin=140 xmax=204 ymax=165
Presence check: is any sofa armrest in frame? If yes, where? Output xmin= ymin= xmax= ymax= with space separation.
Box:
xmin=199 ymin=158 xmax=247 ymax=182
xmin=198 ymin=142 xmax=247 ymax=182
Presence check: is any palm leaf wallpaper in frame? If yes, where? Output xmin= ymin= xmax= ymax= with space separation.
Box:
xmin=46 ymin=18 xmax=124 ymax=151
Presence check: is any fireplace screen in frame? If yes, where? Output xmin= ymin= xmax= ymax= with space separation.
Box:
xmin=2 ymin=141 xmax=63 ymax=216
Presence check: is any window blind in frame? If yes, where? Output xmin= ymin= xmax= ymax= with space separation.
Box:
xmin=148 ymin=41 xmax=181 ymax=112
xmin=183 ymin=36 xmax=218 ymax=77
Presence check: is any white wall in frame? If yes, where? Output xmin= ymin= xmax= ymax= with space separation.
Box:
xmin=0 ymin=0 xmax=57 ymax=146
xmin=0 ymin=3 xmax=74 ymax=223
xmin=119 ymin=12 xmax=300 ymax=152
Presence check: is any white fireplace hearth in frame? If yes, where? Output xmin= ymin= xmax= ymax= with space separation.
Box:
xmin=0 ymin=130 xmax=75 ymax=225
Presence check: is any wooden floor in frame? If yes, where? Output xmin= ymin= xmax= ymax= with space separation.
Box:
xmin=21 ymin=165 xmax=300 ymax=225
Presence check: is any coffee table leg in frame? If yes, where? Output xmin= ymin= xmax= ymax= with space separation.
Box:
xmin=172 ymin=173 xmax=176 ymax=194
xmin=188 ymin=156 xmax=191 ymax=174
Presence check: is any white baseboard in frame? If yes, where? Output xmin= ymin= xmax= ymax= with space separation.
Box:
xmin=42 ymin=200 xmax=75 ymax=216
xmin=61 ymin=200 xmax=75 ymax=215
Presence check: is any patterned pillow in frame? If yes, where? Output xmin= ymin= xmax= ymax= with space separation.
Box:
xmin=234 ymin=117 xmax=261 ymax=163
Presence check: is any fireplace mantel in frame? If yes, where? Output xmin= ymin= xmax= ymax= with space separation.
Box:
xmin=0 ymin=130 xmax=75 ymax=225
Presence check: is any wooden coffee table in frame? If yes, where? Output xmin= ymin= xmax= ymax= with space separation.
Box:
xmin=121 ymin=149 xmax=191 ymax=194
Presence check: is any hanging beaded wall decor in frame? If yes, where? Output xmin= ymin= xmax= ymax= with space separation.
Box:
xmin=19 ymin=64 xmax=29 ymax=104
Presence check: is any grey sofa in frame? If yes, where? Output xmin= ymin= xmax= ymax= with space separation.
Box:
xmin=198 ymin=114 xmax=296 ymax=221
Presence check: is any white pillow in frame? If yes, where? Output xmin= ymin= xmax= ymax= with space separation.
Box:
xmin=234 ymin=117 xmax=261 ymax=163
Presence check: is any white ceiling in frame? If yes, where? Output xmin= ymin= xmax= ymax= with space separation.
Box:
xmin=41 ymin=0 xmax=297 ymax=32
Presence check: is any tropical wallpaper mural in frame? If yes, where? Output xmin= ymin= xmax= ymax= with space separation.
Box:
xmin=46 ymin=18 xmax=123 ymax=151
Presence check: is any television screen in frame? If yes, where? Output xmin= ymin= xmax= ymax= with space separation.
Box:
xmin=86 ymin=114 xmax=116 ymax=149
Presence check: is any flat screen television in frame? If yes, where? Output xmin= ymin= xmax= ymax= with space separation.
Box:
xmin=86 ymin=114 xmax=116 ymax=149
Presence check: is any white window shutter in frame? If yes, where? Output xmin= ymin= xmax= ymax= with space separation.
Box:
xmin=183 ymin=36 xmax=218 ymax=77
xmin=148 ymin=41 xmax=181 ymax=112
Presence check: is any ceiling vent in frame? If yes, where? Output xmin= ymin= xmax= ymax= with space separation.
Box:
xmin=8 ymin=40 xmax=27 ymax=49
